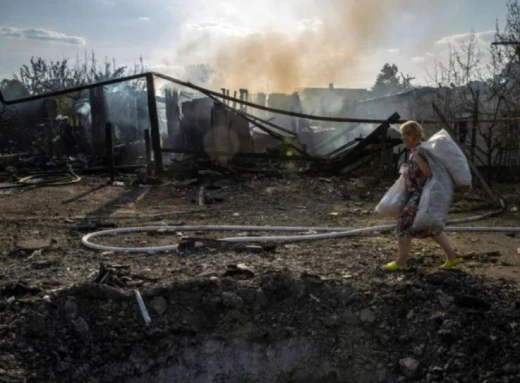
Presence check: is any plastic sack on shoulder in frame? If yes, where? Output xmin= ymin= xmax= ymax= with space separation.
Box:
xmin=375 ymin=174 xmax=408 ymax=217
xmin=420 ymin=129 xmax=471 ymax=188
xmin=412 ymin=150 xmax=453 ymax=230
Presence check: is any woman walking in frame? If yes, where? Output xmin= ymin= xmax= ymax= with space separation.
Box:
xmin=383 ymin=121 xmax=464 ymax=271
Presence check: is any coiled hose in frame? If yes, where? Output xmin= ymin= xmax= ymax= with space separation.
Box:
xmin=81 ymin=201 xmax=520 ymax=253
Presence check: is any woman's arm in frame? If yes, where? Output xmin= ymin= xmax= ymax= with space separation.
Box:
xmin=414 ymin=153 xmax=432 ymax=177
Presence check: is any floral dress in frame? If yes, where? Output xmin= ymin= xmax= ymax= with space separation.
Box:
xmin=396 ymin=146 xmax=442 ymax=239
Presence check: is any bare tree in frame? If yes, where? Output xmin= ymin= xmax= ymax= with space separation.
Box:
xmin=423 ymin=26 xmax=519 ymax=182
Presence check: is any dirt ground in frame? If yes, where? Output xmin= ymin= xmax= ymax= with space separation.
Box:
xmin=1 ymin=169 xmax=520 ymax=382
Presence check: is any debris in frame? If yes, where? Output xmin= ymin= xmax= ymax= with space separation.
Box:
xmin=436 ymin=290 xmax=454 ymax=309
xmin=221 ymin=292 xmax=243 ymax=309
xmin=400 ymin=357 xmax=420 ymax=379
xmin=222 ymin=264 xmax=255 ymax=279
xmin=359 ymin=309 xmax=376 ymax=323
xmin=63 ymin=298 xmax=78 ymax=320
xmin=92 ymin=263 xmax=127 ymax=288
xmin=134 ymin=290 xmax=152 ymax=326
xmin=300 ymin=272 xmax=323 ymax=284
xmin=72 ymin=317 xmax=90 ymax=342
xmin=454 ymin=295 xmax=491 ymax=310
xmin=150 ymin=297 xmax=168 ymax=316
xmin=7 ymin=249 xmax=30 ymax=258
xmin=0 ymin=281 xmax=42 ymax=298
xmin=31 ymin=260 xmax=58 ymax=269
xmin=15 ymin=239 xmax=51 ymax=251
xmin=198 ymin=186 xmax=205 ymax=206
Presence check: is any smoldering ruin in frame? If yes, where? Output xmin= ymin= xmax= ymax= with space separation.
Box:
xmin=1 ymin=68 xmax=520 ymax=383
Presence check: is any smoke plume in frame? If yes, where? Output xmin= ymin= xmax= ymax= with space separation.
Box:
xmin=174 ymin=0 xmax=414 ymax=92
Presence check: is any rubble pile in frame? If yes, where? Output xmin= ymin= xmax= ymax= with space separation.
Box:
xmin=1 ymin=266 xmax=519 ymax=383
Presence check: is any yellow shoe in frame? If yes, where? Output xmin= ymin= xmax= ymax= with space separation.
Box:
xmin=382 ymin=261 xmax=407 ymax=271
xmin=440 ymin=257 xmax=463 ymax=270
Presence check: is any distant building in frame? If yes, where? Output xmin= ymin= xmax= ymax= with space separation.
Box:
xmin=298 ymin=83 xmax=371 ymax=117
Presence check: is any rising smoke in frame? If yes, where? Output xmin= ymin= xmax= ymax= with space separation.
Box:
xmin=173 ymin=0 xmax=416 ymax=93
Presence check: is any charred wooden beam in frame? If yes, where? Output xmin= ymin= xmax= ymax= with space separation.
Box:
xmin=144 ymin=129 xmax=152 ymax=176
xmin=165 ymin=88 xmax=180 ymax=146
xmin=146 ymin=74 xmax=163 ymax=174
xmin=89 ymin=87 xmax=108 ymax=158
xmin=105 ymin=122 xmax=115 ymax=182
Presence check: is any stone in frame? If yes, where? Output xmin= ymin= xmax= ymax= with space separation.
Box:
xmin=73 ymin=317 xmax=90 ymax=341
xmin=255 ymin=289 xmax=268 ymax=307
xmin=221 ymin=292 xmax=243 ymax=309
xmin=202 ymin=296 xmax=222 ymax=313
xmin=503 ymin=364 xmax=520 ymax=374
xmin=437 ymin=290 xmax=454 ymax=309
xmin=150 ymin=297 xmax=168 ymax=316
xmin=359 ymin=309 xmax=376 ymax=323
xmin=437 ymin=329 xmax=458 ymax=345
xmin=63 ymin=298 xmax=78 ymax=320
xmin=399 ymin=357 xmax=420 ymax=379
xmin=343 ymin=310 xmax=360 ymax=325
xmin=238 ymin=288 xmax=257 ymax=305
xmin=413 ymin=345 xmax=424 ymax=356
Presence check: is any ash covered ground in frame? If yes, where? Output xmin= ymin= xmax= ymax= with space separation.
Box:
xmin=1 ymin=170 xmax=520 ymax=382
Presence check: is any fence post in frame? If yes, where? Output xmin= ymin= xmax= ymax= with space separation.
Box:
xmin=144 ymin=129 xmax=152 ymax=176
xmin=105 ymin=122 xmax=115 ymax=182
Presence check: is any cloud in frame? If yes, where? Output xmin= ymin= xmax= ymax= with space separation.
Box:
xmin=435 ymin=30 xmax=495 ymax=46
xmin=139 ymin=17 xmax=150 ymax=22
xmin=412 ymin=56 xmax=425 ymax=63
xmin=387 ymin=48 xmax=400 ymax=53
xmin=0 ymin=26 xmax=85 ymax=45
xmin=185 ymin=19 xmax=253 ymax=36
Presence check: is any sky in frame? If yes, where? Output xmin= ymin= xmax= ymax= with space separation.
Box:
xmin=0 ymin=0 xmax=511 ymax=92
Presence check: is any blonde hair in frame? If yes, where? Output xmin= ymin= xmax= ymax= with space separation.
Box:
xmin=399 ymin=120 xmax=424 ymax=141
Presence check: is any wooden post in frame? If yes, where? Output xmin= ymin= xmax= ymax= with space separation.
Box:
xmin=432 ymin=102 xmax=501 ymax=206
xmin=105 ymin=122 xmax=115 ymax=182
xmin=380 ymin=124 xmax=389 ymax=175
xmin=165 ymin=88 xmax=180 ymax=147
xmin=146 ymin=74 xmax=163 ymax=175
xmin=471 ymin=90 xmax=479 ymax=163
xmin=89 ymin=87 xmax=108 ymax=157
xmin=43 ymin=98 xmax=57 ymax=158
xmin=144 ymin=129 xmax=152 ymax=176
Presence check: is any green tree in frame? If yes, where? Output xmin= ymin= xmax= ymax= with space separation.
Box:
xmin=0 ymin=78 xmax=29 ymax=100
xmin=372 ymin=63 xmax=414 ymax=96
xmin=0 ymin=79 xmax=24 ymax=131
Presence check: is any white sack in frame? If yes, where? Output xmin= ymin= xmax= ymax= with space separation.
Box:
xmin=412 ymin=150 xmax=453 ymax=230
xmin=420 ymin=129 xmax=471 ymax=187
xmin=375 ymin=174 xmax=408 ymax=217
